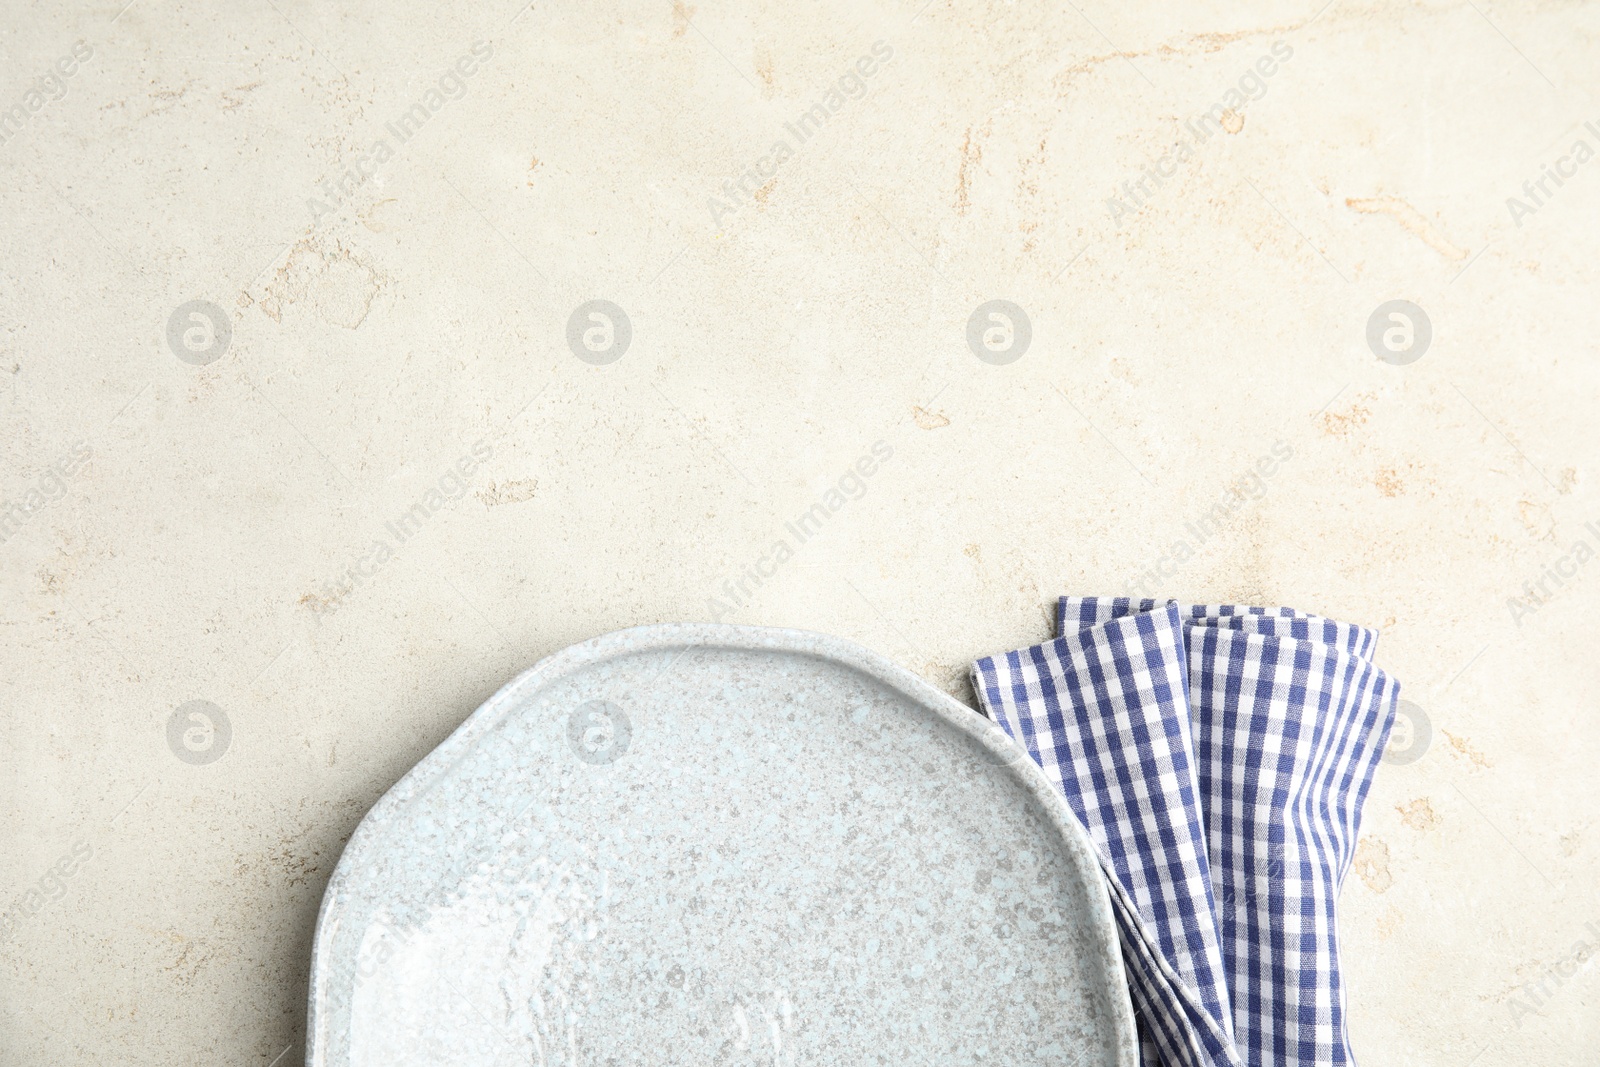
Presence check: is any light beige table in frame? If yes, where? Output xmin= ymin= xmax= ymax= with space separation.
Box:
xmin=2 ymin=2 xmax=1596 ymax=1064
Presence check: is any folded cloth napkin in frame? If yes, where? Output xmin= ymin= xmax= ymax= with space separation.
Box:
xmin=972 ymin=597 xmax=1400 ymax=1067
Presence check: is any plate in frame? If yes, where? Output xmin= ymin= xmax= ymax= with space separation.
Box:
xmin=307 ymin=624 xmax=1137 ymax=1066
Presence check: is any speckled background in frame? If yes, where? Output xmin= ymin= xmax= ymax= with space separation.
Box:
xmin=2 ymin=1 xmax=1596 ymax=1064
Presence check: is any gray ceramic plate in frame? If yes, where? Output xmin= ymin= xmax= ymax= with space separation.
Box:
xmin=307 ymin=624 xmax=1137 ymax=1067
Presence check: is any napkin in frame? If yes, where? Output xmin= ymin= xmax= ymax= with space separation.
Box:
xmin=972 ymin=597 xmax=1400 ymax=1067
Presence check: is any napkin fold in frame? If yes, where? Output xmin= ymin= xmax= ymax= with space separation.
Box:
xmin=973 ymin=597 xmax=1400 ymax=1067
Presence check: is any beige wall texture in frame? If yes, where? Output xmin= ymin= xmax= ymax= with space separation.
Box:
xmin=2 ymin=0 xmax=1597 ymax=1063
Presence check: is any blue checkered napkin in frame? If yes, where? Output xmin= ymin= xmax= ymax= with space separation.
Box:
xmin=1055 ymin=597 xmax=1401 ymax=1067
xmin=1184 ymin=626 xmax=1397 ymax=1067
xmin=972 ymin=604 xmax=1242 ymax=1067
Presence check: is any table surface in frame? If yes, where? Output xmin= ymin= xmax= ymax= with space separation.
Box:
xmin=2 ymin=2 xmax=1596 ymax=1065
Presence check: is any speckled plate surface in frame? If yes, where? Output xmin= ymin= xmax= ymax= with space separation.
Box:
xmin=307 ymin=624 xmax=1137 ymax=1067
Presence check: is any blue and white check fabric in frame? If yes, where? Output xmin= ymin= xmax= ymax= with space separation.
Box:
xmin=972 ymin=597 xmax=1401 ymax=1067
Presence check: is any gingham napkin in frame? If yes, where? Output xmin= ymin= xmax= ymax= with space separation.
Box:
xmin=972 ymin=597 xmax=1401 ymax=1067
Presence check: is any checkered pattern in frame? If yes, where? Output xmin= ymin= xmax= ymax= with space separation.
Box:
xmin=973 ymin=597 xmax=1401 ymax=1067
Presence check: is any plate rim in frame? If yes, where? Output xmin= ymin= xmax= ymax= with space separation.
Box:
xmin=307 ymin=622 xmax=1138 ymax=1066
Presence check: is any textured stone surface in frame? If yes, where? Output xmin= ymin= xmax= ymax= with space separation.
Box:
xmin=2 ymin=1 xmax=1597 ymax=1065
